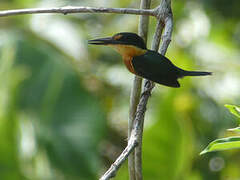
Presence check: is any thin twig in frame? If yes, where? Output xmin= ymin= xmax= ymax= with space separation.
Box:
xmin=134 ymin=0 xmax=152 ymax=180
xmin=99 ymin=135 xmax=138 ymax=180
xmin=0 ymin=6 xmax=156 ymax=17
xmin=100 ymin=0 xmax=173 ymax=179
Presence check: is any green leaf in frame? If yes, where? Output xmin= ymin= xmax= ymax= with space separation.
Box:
xmin=200 ymin=137 xmax=240 ymax=155
xmin=228 ymin=127 xmax=240 ymax=133
xmin=225 ymin=104 xmax=240 ymax=119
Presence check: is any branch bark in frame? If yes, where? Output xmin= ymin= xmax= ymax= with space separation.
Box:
xmin=128 ymin=0 xmax=151 ymax=178
xmin=134 ymin=1 xmax=152 ymax=180
xmin=128 ymin=75 xmax=141 ymax=180
xmin=0 ymin=6 xmax=156 ymax=17
xmin=100 ymin=0 xmax=173 ymax=179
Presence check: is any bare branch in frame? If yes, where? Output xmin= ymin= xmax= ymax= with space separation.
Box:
xmin=99 ymin=135 xmax=138 ymax=180
xmin=133 ymin=4 xmax=173 ymax=178
xmin=159 ymin=15 xmax=173 ymax=55
xmin=100 ymin=0 xmax=173 ymax=179
xmin=128 ymin=76 xmax=141 ymax=180
xmin=134 ymin=0 xmax=152 ymax=179
xmin=0 ymin=6 xmax=156 ymax=17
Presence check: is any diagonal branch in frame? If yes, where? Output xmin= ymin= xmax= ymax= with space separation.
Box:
xmin=100 ymin=0 xmax=173 ymax=179
xmin=0 ymin=6 xmax=157 ymax=17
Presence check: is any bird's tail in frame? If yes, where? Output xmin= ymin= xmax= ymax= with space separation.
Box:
xmin=181 ymin=70 xmax=212 ymax=77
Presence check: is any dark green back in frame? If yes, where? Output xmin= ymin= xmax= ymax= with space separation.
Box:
xmin=132 ymin=50 xmax=183 ymax=87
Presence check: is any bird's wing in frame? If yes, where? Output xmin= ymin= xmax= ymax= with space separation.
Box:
xmin=132 ymin=50 xmax=181 ymax=87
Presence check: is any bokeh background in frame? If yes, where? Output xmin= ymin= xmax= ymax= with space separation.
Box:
xmin=0 ymin=0 xmax=240 ymax=179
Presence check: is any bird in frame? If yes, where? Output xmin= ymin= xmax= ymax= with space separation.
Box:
xmin=88 ymin=32 xmax=212 ymax=88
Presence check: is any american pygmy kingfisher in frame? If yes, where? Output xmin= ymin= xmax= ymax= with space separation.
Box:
xmin=88 ymin=32 xmax=212 ymax=88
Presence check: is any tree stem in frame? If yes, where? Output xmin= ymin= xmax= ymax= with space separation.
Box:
xmin=100 ymin=0 xmax=173 ymax=179
xmin=134 ymin=0 xmax=152 ymax=180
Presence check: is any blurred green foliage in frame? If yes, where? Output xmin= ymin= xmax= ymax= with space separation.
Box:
xmin=0 ymin=0 xmax=240 ymax=180
xmin=201 ymin=105 xmax=240 ymax=155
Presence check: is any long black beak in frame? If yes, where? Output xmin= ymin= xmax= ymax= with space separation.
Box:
xmin=88 ymin=37 xmax=119 ymax=45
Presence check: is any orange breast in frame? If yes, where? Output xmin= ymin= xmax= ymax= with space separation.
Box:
xmin=123 ymin=56 xmax=136 ymax=74
xmin=109 ymin=44 xmax=147 ymax=75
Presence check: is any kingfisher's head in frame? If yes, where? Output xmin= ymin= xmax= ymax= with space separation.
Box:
xmin=88 ymin=32 xmax=147 ymax=57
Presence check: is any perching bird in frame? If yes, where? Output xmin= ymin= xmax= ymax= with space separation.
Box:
xmin=88 ymin=32 xmax=212 ymax=88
